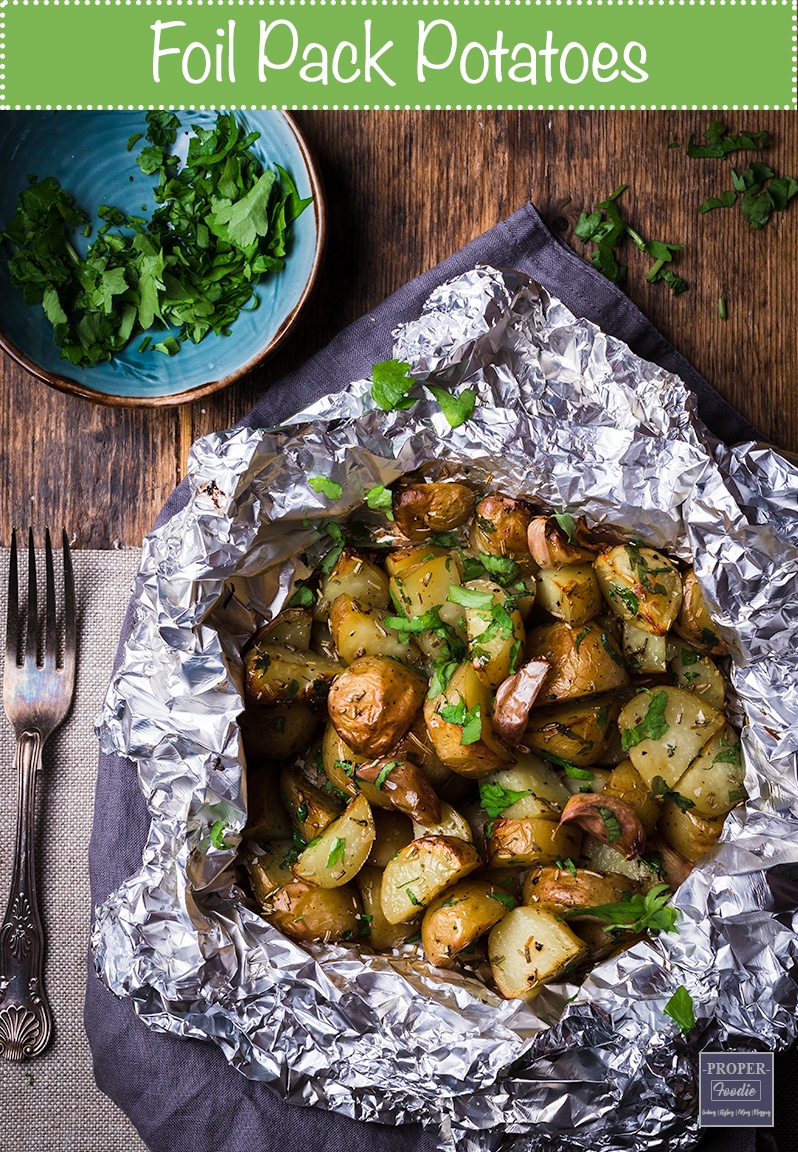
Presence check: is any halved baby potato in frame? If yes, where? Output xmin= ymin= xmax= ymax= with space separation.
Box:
xmin=535 ymin=564 xmax=603 ymax=628
xmin=667 ymin=640 xmax=726 ymax=711
xmin=245 ymin=644 xmax=341 ymax=707
xmin=330 ymin=594 xmax=418 ymax=665
xmin=380 ymin=835 xmax=481 ymax=923
xmin=595 ymin=543 xmax=682 ymax=636
xmin=673 ymin=568 xmax=728 ymax=656
xmin=524 ymin=694 xmax=619 ymax=767
xmin=526 ymin=620 xmax=630 ymax=703
xmin=462 ymin=578 xmax=526 ymax=689
xmin=521 ymin=864 xmax=636 ymax=914
xmin=421 ymin=879 xmax=515 ymax=967
xmin=315 ymin=548 xmax=390 ymax=621
xmin=392 ymin=480 xmax=476 ymax=540
xmin=424 ymin=661 xmax=512 ymax=777
xmin=270 ymin=881 xmax=362 ymax=944
xmin=617 ymin=686 xmax=725 ymax=789
xmin=671 ymin=725 xmax=746 ymax=818
xmin=356 ymin=864 xmax=419 ymax=950
xmin=292 ymin=793 xmax=376 ymax=888
xmin=488 ymin=906 xmax=588 ymax=999
xmin=486 ymin=817 xmax=582 ymax=867
xmin=327 ymin=655 xmax=427 ymax=756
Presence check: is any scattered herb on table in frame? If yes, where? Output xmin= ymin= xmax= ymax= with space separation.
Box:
xmin=575 ymin=184 xmax=687 ymax=295
xmin=691 ymin=121 xmax=798 ymax=230
xmin=1 ymin=111 xmax=312 ymax=367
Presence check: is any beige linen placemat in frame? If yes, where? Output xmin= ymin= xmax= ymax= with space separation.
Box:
xmin=0 ymin=547 xmax=150 ymax=1152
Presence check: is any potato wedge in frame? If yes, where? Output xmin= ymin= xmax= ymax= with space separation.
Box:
xmin=245 ymin=644 xmax=341 ymax=707
xmin=412 ymin=801 xmax=475 ymax=844
xmin=667 ymin=640 xmax=726 ymax=711
xmin=469 ymin=494 xmax=533 ymax=561
xmin=673 ymin=568 xmax=728 ymax=655
xmin=327 ymin=655 xmax=427 ymax=756
xmin=270 ymin=881 xmax=362 ymax=944
xmin=602 ymin=759 xmax=661 ymax=833
xmin=524 ymin=694 xmax=620 ymax=767
xmin=580 ymin=835 xmax=666 ymax=887
xmin=526 ymin=621 xmax=630 ymax=703
xmin=618 ymin=686 xmax=725 ymax=789
xmin=424 ymin=661 xmax=512 ymax=777
xmin=255 ymin=609 xmax=313 ymax=652
xmin=292 ymin=794 xmax=376 ymax=888
xmin=672 ymin=725 xmax=746 ymax=818
xmin=356 ymin=864 xmax=419 ymax=950
xmin=622 ymin=622 xmax=667 ymax=674
xmin=384 ymin=544 xmax=450 ymax=578
xmin=380 ymin=835 xmax=481 ymax=923
xmin=462 ymin=578 xmax=526 ymax=688
xmin=486 ymin=817 xmax=582 ymax=867
xmin=243 ymin=840 xmax=297 ymax=908
xmin=421 ymin=879 xmax=514 ymax=966
xmin=535 ymin=564 xmax=603 ymax=627
xmin=315 ymin=548 xmax=391 ymax=621
xmin=657 ymin=799 xmax=725 ymax=862
xmin=279 ymin=766 xmax=345 ymax=844
xmin=488 ymin=906 xmax=588 ymax=999
xmin=595 ymin=544 xmax=682 ymax=636
xmin=330 ymin=594 xmax=418 ymax=665
xmin=522 ymin=864 xmax=636 ymax=914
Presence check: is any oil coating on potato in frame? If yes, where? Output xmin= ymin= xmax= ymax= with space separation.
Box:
xmin=595 ymin=544 xmax=682 ymax=636
xmin=392 ymin=481 xmax=476 ymax=540
xmin=469 ymin=494 xmax=533 ymax=560
xmin=673 ymin=568 xmax=729 ymax=655
xmin=424 ymin=661 xmax=512 ymax=777
xmin=421 ymin=879 xmax=514 ymax=967
xmin=327 ymin=655 xmax=427 ymax=756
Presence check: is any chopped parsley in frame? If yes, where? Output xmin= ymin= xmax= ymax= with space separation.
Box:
xmin=288 ymin=584 xmax=315 ymax=609
xmin=375 ymin=760 xmax=400 ymax=789
xmin=663 ymin=985 xmax=696 ymax=1037
xmin=551 ymin=511 xmax=577 ymax=542
xmin=479 ymin=781 xmax=530 ymax=819
xmin=621 ymin=690 xmax=670 ymax=750
xmin=370 ymin=359 xmax=416 ymax=411
xmin=209 ymin=820 xmax=228 ymax=850
xmin=597 ymin=807 xmax=622 ymax=843
xmin=309 ymin=476 xmax=343 ymax=500
xmin=651 ymin=776 xmax=695 ymax=812
xmin=326 ymin=837 xmax=347 ymax=869
xmin=365 ymin=484 xmax=395 ymax=519
xmin=425 ymin=384 xmax=477 ymax=429
xmin=487 ymin=891 xmax=517 ymax=910
xmin=447 ymin=585 xmax=495 ymax=611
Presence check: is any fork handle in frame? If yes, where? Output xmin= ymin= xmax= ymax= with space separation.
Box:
xmin=0 ymin=730 xmax=53 ymax=1061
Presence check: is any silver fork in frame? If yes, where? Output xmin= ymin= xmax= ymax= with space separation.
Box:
xmin=0 ymin=529 xmax=76 ymax=1061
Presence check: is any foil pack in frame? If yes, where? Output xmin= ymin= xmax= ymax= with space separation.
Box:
xmin=94 ymin=265 xmax=798 ymax=1152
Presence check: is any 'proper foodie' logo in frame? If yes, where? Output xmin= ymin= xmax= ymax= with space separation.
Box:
xmin=699 ymin=1053 xmax=774 ymax=1127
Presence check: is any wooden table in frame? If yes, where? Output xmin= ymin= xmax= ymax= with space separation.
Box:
xmin=1 ymin=111 xmax=796 ymax=549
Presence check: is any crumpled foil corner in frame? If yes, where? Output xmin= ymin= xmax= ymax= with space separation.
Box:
xmin=94 ymin=266 xmax=798 ymax=1152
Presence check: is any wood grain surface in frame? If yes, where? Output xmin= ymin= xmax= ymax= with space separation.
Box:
xmin=1 ymin=111 xmax=796 ymax=549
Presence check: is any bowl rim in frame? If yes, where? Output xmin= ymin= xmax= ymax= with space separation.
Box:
xmin=0 ymin=110 xmax=327 ymax=409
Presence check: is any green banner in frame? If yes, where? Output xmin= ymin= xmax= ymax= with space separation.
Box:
xmin=1 ymin=1 xmax=796 ymax=109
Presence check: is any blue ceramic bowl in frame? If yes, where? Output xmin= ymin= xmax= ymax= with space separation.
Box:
xmin=0 ymin=111 xmax=325 ymax=406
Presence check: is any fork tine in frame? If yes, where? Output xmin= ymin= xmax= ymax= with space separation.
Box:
xmin=6 ymin=529 xmax=19 ymax=672
xmin=44 ymin=528 xmax=57 ymax=668
xmin=62 ymin=528 xmax=76 ymax=678
xmin=25 ymin=527 xmax=38 ymax=665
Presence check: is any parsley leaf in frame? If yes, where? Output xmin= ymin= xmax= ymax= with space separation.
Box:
xmin=621 ymin=690 xmax=670 ymax=750
xmin=365 ymin=484 xmax=395 ymax=519
xmin=663 ymin=985 xmax=696 ymax=1036
xmin=479 ymin=781 xmax=530 ymax=819
xmin=564 ymin=883 xmax=679 ymax=936
xmin=209 ymin=820 xmax=228 ymax=850
xmin=309 ymin=476 xmax=343 ymax=500
xmin=425 ymin=385 xmax=477 ymax=429
xmin=326 ymin=837 xmax=347 ymax=869
xmin=447 ymin=585 xmax=495 ymax=610
xmin=371 ymin=359 xmax=416 ymax=411
xmin=651 ymin=775 xmax=695 ymax=812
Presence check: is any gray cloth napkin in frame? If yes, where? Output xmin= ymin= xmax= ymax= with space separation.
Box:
xmin=85 ymin=202 xmax=768 ymax=1152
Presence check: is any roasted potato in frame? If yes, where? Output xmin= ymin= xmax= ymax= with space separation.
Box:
xmin=602 ymin=759 xmax=661 ymax=833
xmin=671 ymin=725 xmax=746 ymax=818
xmin=245 ymin=644 xmax=341 ymax=707
xmin=622 ymin=622 xmax=668 ymax=674
xmin=279 ymin=765 xmax=345 ymax=844
xmin=330 ymin=593 xmax=418 ymax=665
xmin=657 ymin=798 xmax=725 ymax=862
xmin=356 ymin=864 xmax=419 ymax=950
xmin=524 ymin=694 xmax=620 ymax=767
xmin=380 ymin=835 xmax=481 ymax=923
xmin=327 ymin=655 xmax=427 ymax=756
xmin=667 ymin=640 xmax=726 ymax=710
xmin=469 ymin=494 xmax=533 ymax=561
xmin=488 ymin=906 xmax=588 ymax=999
xmin=526 ymin=620 xmax=630 ymax=703
xmin=424 ymin=661 xmax=512 ymax=777
xmin=462 ymin=578 xmax=526 ymax=688
xmin=522 ymin=864 xmax=636 ymax=914
xmin=421 ymin=879 xmax=514 ymax=966
xmin=392 ymin=480 xmax=476 ymax=540
xmin=292 ymin=794 xmax=376 ymax=888
xmin=270 ymin=881 xmax=362 ymax=944
xmin=486 ymin=817 xmax=582 ymax=867
xmin=617 ymin=686 xmax=725 ymax=789
xmin=411 ymin=801 xmax=475 ymax=843
xmin=535 ymin=564 xmax=603 ymax=627
xmin=243 ymin=840 xmax=296 ymax=907
xmin=673 ymin=568 xmax=728 ymax=655
xmin=254 ymin=609 xmax=314 ymax=652
xmin=595 ymin=544 xmax=682 ymax=636
xmin=316 ymin=548 xmax=391 ymax=621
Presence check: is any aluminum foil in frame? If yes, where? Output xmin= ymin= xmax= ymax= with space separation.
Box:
xmin=94 ymin=265 xmax=798 ymax=1152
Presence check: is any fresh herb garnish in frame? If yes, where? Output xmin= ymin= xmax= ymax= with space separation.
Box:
xmin=447 ymin=585 xmax=495 ymax=611
xmin=575 ymin=184 xmax=686 ymax=294
xmin=370 ymin=359 xmax=416 ymax=411
xmin=711 ymin=739 xmax=742 ymax=768
xmin=288 ymin=584 xmax=315 ymax=609
xmin=309 ymin=476 xmax=343 ymax=500
xmin=365 ymin=484 xmax=395 ymax=519
xmin=425 ymin=384 xmax=477 ymax=429
xmin=556 ymin=857 xmax=578 ymax=876
xmin=687 ymin=120 xmax=769 ymax=159
xmin=650 ymin=776 xmax=695 ymax=812
xmin=2 ymin=112 xmax=312 ymax=367
xmin=663 ymin=985 xmax=696 ymax=1036
xmin=209 ymin=820 xmax=228 ymax=850
xmin=597 ymin=807 xmax=622 ymax=843
xmin=479 ymin=781 xmax=530 ymax=819
xmin=621 ymin=690 xmax=670 ymax=750
xmin=326 ymin=837 xmax=347 ymax=869
xmin=375 ymin=760 xmax=400 ymax=789
xmin=551 ymin=511 xmax=577 ymax=542
xmin=487 ymin=891 xmax=517 ymax=910
xmin=564 ymin=883 xmax=679 ymax=936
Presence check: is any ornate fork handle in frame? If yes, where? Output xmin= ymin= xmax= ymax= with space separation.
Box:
xmin=0 ymin=730 xmax=53 ymax=1061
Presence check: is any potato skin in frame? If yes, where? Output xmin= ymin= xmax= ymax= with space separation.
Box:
xmin=469 ymin=494 xmax=533 ymax=560
xmin=673 ymin=568 xmax=729 ymax=655
xmin=526 ymin=621 xmax=630 ymax=703
xmin=392 ymin=481 xmax=476 ymax=540
xmin=327 ymin=655 xmax=427 ymax=756
xmin=421 ymin=879 xmax=514 ymax=967
xmin=595 ymin=544 xmax=682 ymax=636
xmin=522 ymin=865 xmax=636 ymax=914
xmin=270 ymin=881 xmax=362 ymax=943
xmin=424 ymin=662 xmax=512 ymax=778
